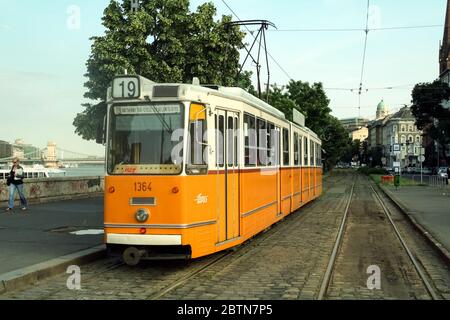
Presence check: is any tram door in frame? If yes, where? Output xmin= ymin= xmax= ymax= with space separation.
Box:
xmin=216 ymin=109 xmax=240 ymax=243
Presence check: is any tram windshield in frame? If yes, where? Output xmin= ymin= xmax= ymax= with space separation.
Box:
xmin=107 ymin=103 xmax=184 ymax=175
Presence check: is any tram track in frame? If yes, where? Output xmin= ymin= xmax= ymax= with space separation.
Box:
xmin=369 ymin=183 xmax=440 ymax=300
xmin=319 ymin=174 xmax=444 ymax=300
xmin=317 ymin=178 xmax=355 ymax=300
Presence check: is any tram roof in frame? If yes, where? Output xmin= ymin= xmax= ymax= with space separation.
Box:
xmin=108 ymin=75 xmax=320 ymax=141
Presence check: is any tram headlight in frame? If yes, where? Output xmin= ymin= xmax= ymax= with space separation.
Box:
xmin=135 ymin=208 xmax=150 ymax=223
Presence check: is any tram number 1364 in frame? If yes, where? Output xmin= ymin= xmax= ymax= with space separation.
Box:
xmin=134 ymin=182 xmax=152 ymax=192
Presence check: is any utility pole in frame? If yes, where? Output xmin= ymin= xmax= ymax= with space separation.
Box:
xmin=226 ymin=20 xmax=277 ymax=102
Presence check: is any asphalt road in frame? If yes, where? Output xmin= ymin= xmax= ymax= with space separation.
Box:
xmin=0 ymin=197 xmax=103 ymax=274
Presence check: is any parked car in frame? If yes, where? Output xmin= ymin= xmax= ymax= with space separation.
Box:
xmin=438 ymin=167 xmax=448 ymax=179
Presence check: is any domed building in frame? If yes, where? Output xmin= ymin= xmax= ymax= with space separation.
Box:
xmin=376 ymin=99 xmax=389 ymax=119
xmin=367 ymin=102 xmax=423 ymax=170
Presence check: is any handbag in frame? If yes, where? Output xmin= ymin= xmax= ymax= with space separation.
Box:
xmin=6 ymin=176 xmax=12 ymax=186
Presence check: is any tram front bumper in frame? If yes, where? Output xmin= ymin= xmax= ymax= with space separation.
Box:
xmin=106 ymin=233 xmax=182 ymax=246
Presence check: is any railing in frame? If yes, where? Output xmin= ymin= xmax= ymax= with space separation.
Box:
xmin=409 ymin=175 xmax=448 ymax=188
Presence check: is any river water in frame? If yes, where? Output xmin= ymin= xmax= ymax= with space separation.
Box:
xmin=54 ymin=165 xmax=105 ymax=177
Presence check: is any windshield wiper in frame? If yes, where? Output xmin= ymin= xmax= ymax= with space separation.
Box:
xmin=149 ymin=104 xmax=174 ymax=134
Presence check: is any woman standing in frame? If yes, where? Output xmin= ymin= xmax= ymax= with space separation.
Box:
xmin=5 ymin=158 xmax=28 ymax=212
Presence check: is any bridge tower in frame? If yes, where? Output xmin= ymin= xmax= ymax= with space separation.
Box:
xmin=44 ymin=141 xmax=58 ymax=168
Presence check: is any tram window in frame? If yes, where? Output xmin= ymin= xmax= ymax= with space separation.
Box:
xmin=299 ymin=136 xmax=303 ymax=166
xmin=217 ymin=115 xmax=225 ymax=167
xmin=310 ymin=142 xmax=314 ymax=166
xmin=272 ymin=125 xmax=280 ymax=166
xmin=294 ymin=132 xmax=300 ymax=166
xmin=267 ymin=122 xmax=275 ymax=166
xmin=188 ymin=122 xmax=206 ymax=166
xmin=235 ymin=117 xmax=239 ymax=166
xmin=244 ymin=113 xmax=256 ymax=167
xmin=227 ymin=116 xmax=234 ymax=166
xmin=257 ymin=118 xmax=267 ymax=166
xmin=283 ymin=128 xmax=289 ymax=166
xmin=304 ymin=137 xmax=308 ymax=166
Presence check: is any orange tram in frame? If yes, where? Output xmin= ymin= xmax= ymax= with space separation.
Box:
xmin=103 ymin=75 xmax=322 ymax=265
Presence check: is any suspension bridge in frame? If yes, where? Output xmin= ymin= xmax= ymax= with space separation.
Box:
xmin=0 ymin=144 xmax=104 ymax=167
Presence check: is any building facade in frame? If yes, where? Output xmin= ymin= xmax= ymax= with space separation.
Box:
xmin=367 ymin=102 xmax=423 ymax=169
xmin=0 ymin=140 xmax=13 ymax=160
xmin=383 ymin=107 xmax=423 ymax=169
xmin=339 ymin=117 xmax=369 ymax=142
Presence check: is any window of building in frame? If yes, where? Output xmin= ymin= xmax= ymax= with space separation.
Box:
xmin=401 ymin=125 xmax=406 ymax=132
xmin=408 ymin=125 xmax=413 ymax=132
xmin=401 ymin=135 xmax=406 ymax=143
xmin=393 ymin=125 xmax=397 ymax=132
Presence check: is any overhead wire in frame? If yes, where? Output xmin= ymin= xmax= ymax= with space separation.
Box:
xmin=221 ymin=0 xmax=293 ymax=81
xmin=267 ymin=25 xmax=443 ymax=32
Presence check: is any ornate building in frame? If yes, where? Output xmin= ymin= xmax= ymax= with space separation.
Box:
xmin=339 ymin=117 xmax=369 ymax=142
xmin=367 ymin=101 xmax=423 ymax=169
xmin=376 ymin=99 xmax=389 ymax=119
xmin=440 ymin=0 xmax=450 ymax=84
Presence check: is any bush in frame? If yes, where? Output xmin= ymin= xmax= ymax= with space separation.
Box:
xmin=358 ymin=167 xmax=388 ymax=175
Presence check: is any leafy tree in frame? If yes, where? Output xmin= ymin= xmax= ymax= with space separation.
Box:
xmin=340 ymin=139 xmax=362 ymax=164
xmin=411 ymin=80 xmax=450 ymax=165
xmin=74 ymin=0 xmax=248 ymax=141
xmin=320 ymin=115 xmax=351 ymax=170
xmin=286 ymin=81 xmax=332 ymax=136
xmin=264 ymin=82 xmax=349 ymax=170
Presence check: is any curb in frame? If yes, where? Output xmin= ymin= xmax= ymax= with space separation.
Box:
xmin=0 ymin=192 xmax=103 ymax=207
xmin=379 ymin=185 xmax=450 ymax=263
xmin=0 ymin=244 xmax=106 ymax=295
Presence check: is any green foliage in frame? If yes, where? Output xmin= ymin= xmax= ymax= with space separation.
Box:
xmin=74 ymin=0 xmax=249 ymax=141
xmin=411 ymin=80 xmax=450 ymax=164
xmin=264 ymin=82 xmax=350 ymax=170
xmin=359 ymin=167 xmax=388 ymax=175
xmin=341 ymin=139 xmax=362 ymax=164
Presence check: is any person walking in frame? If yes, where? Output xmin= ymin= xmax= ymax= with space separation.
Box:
xmin=5 ymin=158 xmax=28 ymax=213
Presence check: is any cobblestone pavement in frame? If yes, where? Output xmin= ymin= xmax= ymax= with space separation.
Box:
xmin=325 ymin=174 xmax=450 ymax=300
xmin=326 ymin=175 xmax=431 ymax=300
xmin=2 ymin=171 xmax=448 ymax=300
xmin=0 ymin=172 xmax=352 ymax=300
xmin=378 ymin=182 xmax=450 ymax=300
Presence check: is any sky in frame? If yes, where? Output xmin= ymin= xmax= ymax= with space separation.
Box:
xmin=0 ymin=0 xmax=446 ymax=156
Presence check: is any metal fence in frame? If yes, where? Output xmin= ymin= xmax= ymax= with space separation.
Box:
xmin=409 ymin=175 xmax=449 ymax=188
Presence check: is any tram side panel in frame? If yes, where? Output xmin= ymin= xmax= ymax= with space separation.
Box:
xmin=292 ymin=167 xmax=302 ymax=211
xmin=280 ymin=167 xmax=292 ymax=215
xmin=240 ymin=168 xmax=278 ymax=239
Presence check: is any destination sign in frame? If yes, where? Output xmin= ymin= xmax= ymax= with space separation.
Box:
xmin=112 ymin=76 xmax=140 ymax=99
xmin=114 ymin=104 xmax=181 ymax=115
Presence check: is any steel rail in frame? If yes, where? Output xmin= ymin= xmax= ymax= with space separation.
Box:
xmin=317 ymin=178 xmax=356 ymax=300
xmin=370 ymin=184 xmax=440 ymax=300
